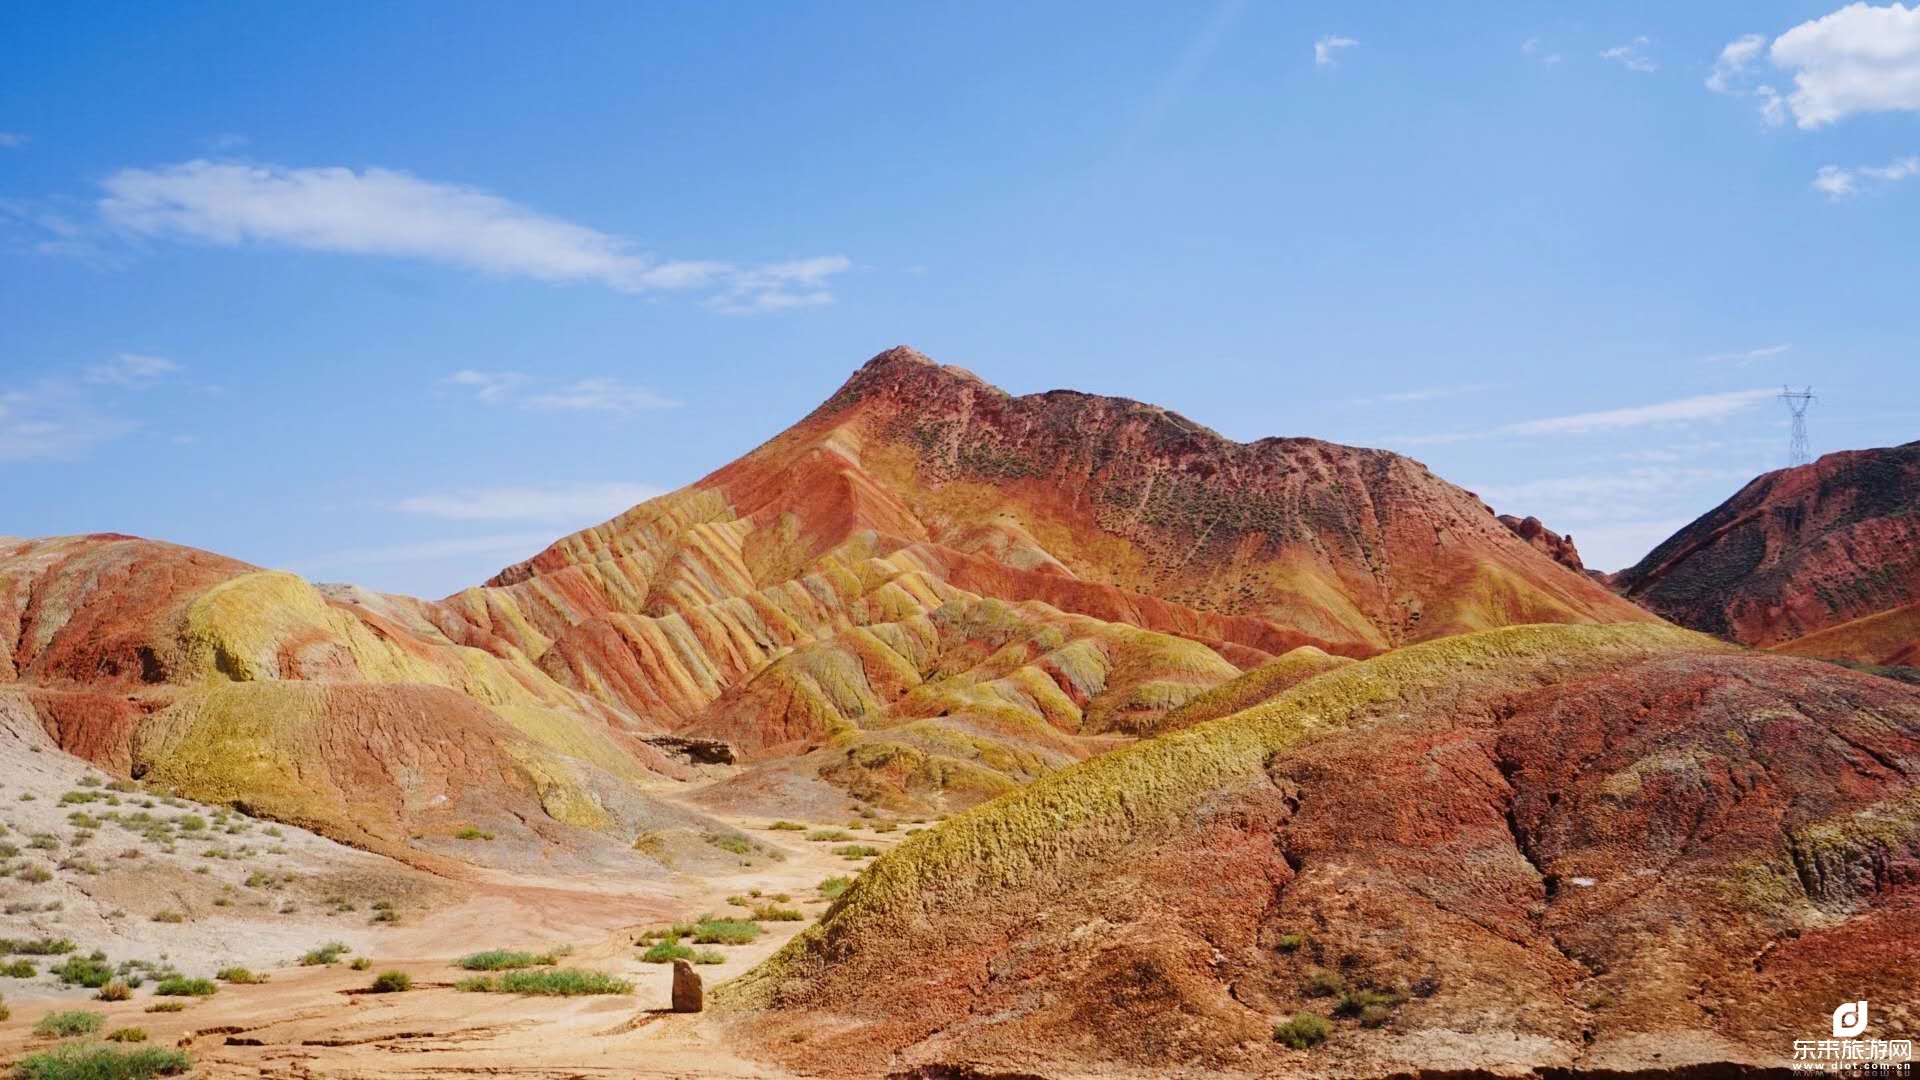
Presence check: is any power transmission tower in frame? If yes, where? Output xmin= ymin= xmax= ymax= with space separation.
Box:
xmin=1780 ymin=385 xmax=1815 ymax=467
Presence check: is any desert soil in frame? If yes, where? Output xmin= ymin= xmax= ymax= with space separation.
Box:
xmin=0 ymin=740 xmax=909 ymax=1078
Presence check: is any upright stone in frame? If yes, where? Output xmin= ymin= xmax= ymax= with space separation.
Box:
xmin=671 ymin=959 xmax=703 ymax=1013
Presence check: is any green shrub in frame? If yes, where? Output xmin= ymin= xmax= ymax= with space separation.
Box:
xmin=690 ymin=918 xmax=759 ymax=945
xmin=1301 ymin=968 xmax=1345 ymax=997
xmin=2 ymin=936 xmax=74 ymax=955
xmin=639 ymin=940 xmax=692 ymax=964
xmin=1273 ymin=1011 xmax=1331 ymax=1049
xmin=216 ymin=966 xmax=267 ymax=984
xmin=142 ymin=1002 xmax=185 ymax=1014
xmin=97 ymin=980 xmax=132 ymax=1001
xmin=34 ymin=1009 xmax=105 ymax=1037
xmin=1275 ymin=932 xmax=1305 ymax=953
xmin=452 ymin=826 xmax=493 ymax=841
xmin=454 ymin=975 xmax=495 ymax=992
xmin=15 ymin=1042 xmax=190 ymax=1078
xmin=692 ymin=948 xmax=725 ymax=964
xmin=496 ymin=968 xmax=632 ymax=996
xmin=106 ymin=1027 xmax=149 ymax=1043
xmin=751 ymin=904 xmax=804 ymax=922
xmin=805 ymin=829 xmax=851 ymax=842
xmin=300 ymin=941 xmax=351 ymax=965
xmin=702 ymin=832 xmax=753 ymax=856
xmin=4 ymin=958 xmax=37 ymax=977
xmin=153 ymin=977 xmax=217 ymax=997
xmin=349 ymin=957 xmax=371 ymax=971
xmin=456 ymin=949 xmax=554 ymax=971
xmin=832 ymin=844 xmax=881 ymax=860
xmin=766 ymin=821 xmax=806 ymax=831
xmin=369 ymin=971 xmax=411 ymax=993
xmin=53 ymin=955 xmax=115 ymax=989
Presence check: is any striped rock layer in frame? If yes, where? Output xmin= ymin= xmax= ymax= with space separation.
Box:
xmin=3 ymin=347 xmax=1658 ymax=846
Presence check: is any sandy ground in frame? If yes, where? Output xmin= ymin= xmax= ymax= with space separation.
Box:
xmin=0 ymin=743 xmax=910 ymax=1079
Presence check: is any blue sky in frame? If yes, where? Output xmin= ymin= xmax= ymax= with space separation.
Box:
xmin=3 ymin=2 xmax=1917 ymax=596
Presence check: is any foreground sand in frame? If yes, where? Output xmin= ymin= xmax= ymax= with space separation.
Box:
xmin=0 ymin=794 xmax=906 ymax=1078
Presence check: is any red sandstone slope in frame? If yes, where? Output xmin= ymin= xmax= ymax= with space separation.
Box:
xmin=727 ymin=624 xmax=1920 ymax=1077
xmin=457 ymin=348 xmax=1649 ymax=721
xmin=1615 ymin=441 xmax=1920 ymax=661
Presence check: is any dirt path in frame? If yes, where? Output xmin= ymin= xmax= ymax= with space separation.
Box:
xmin=0 ymin=802 xmax=905 ymax=1078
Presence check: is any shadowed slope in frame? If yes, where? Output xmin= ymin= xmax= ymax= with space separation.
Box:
xmin=723 ymin=623 xmax=1920 ymax=1077
xmin=1617 ymin=442 xmax=1920 ymax=660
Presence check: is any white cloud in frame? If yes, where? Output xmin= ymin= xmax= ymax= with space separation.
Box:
xmin=0 ymin=379 xmax=136 ymax=462
xmin=526 ymin=377 xmax=680 ymax=412
xmin=1387 ymin=388 xmax=1779 ymax=447
xmin=84 ymin=353 xmax=181 ymax=386
xmin=395 ymin=482 xmax=665 ymax=523
xmin=1770 ymin=2 xmax=1920 ymax=128
xmin=1707 ymin=33 xmax=1768 ymax=93
xmin=1353 ymin=383 xmax=1493 ymax=406
xmin=1601 ymin=36 xmax=1657 ymax=73
xmin=1474 ymin=466 xmax=1758 ymax=506
xmin=1314 ymin=35 xmax=1358 ymax=66
xmin=1704 ymin=343 xmax=1792 ymax=364
xmin=96 ymin=160 xmax=850 ymax=309
xmin=708 ymin=255 xmax=854 ymax=315
xmin=1504 ymin=388 xmax=1776 ymax=435
xmin=0 ymin=133 xmax=26 ymax=149
xmin=294 ymin=532 xmax=559 ymax=570
xmin=1811 ymin=154 xmax=1920 ymax=197
xmin=444 ymin=369 xmax=527 ymax=403
xmin=444 ymin=371 xmax=679 ymax=412
xmin=1522 ymin=38 xmax=1563 ymax=65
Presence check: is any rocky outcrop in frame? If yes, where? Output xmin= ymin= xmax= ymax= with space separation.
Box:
xmin=1498 ymin=514 xmax=1585 ymax=574
xmin=1615 ymin=442 xmax=1920 ymax=660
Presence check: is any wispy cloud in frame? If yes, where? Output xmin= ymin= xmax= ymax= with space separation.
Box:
xmin=526 ymin=378 xmax=680 ymax=412
xmin=0 ymin=379 xmax=137 ymax=462
xmin=1521 ymin=38 xmax=1563 ymax=66
xmin=94 ymin=160 xmax=850 ymax=310
xmin=1504 ymin=388 xmax=1776 ymax=435
xmin=395 ymin=482 xmax=665 ymax=523
xmin=0 ymin=133 xmax=27 ymax=149
xmin=1705 ymin=32 xmax=1790 ymax=124
xmin=1122 ymin=0 xmax=1248 ymax=153
xmin=293 ymin=532 xmax=558 ymax=570
xmin=84 ymin=353 xmax=181 ymax=386
xmin=444 ymin=369 xmax=528 ymax=403
xmin=1812 ymin=154 xmax=1920 ymax=198
xmin=1601 ymin=36 xmax=1657 ymax=73
xmin=1769 ymin=1 xmax=1920 ymax=128
xmin=1704 ymin=343 xmax=1792 ymax=365
xmin=1314 ymin=35 xmax=1358 ymax=67
xmin=442 ymin=371 xmax=679 ymax=412
xmin=708 ymin=256 xmax=854 ymax=314
xmin=1353 ymin=383 xmax=1493 ymax=406
xmin=1387 ymin=388 xmax=1779 ymax=447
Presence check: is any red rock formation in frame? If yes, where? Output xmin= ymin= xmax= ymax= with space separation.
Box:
xmin=1497 ymin=513 xmax=1585 ymax=573
xmin=1615 ymin=441 xmax=1920 ymax=659
xmin=727 ymin=624 xmax=1920 ymax=1077
xmin=451 ymin=347 xmax=1651 ymax=736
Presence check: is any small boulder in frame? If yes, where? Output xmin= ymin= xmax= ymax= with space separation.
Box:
xmin=671 ymin=959 xmax=703 ymax=1013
